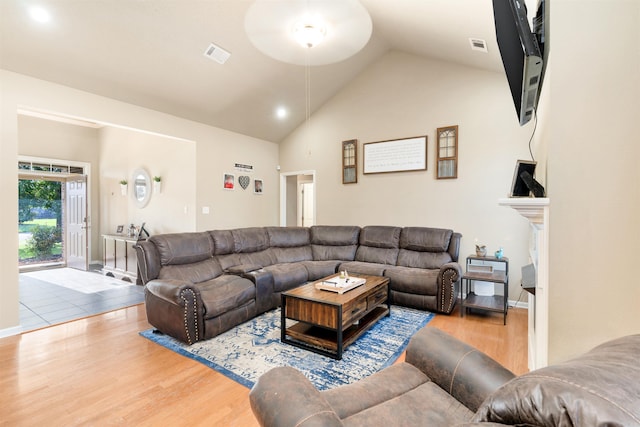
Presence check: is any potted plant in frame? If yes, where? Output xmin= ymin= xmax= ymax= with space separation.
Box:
xmin=119 ymin=179 xmax=128 ymax=196
xmin=153 ymin=176 xmax=162 ymax=194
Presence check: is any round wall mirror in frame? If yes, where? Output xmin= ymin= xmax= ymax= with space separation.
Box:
xmin=132 ymin=168 xmax=151 ymax=208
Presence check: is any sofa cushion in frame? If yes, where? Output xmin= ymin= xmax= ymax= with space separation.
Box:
xmin=400 ymin=227 xmax=453 ymax=252
xmin=198 ymin=275 xmax=256 ymax=319
xmin=232 ymin=227 xmax=270 ymax=253
xmin=341 ymin=381 xmax=473 ymax=427
xmin=338 ymin=261 xmax=388 ymax=277
xmin=355 ymin=246 xmax=399 ymax=265
xmin=263 ymin=263 xmax=309 ymax=293
xmin=150 ymin=232 xmax=213 ymax=265
xmin=355 ymin=226 xmax=401 ymax=265
xmin=210 ymin=229 xmax=235 ymax=255
xmin=310 ymin=225 xmax=360 ymax=245
xmin=322 ymin=362 xmax=430 ymax=419
xmin=397 ymin=249 xmax=452 ymax=269
xmin=311 ymin=225 xmax=360 ymax=261
xmin=358 ymin=226 xmax=401 ymax=249
xmin=239 ymin=249 xmax=277 ymax=268
xmin=301 ymin=260 xmax=341 ymax=281
xmin=383 ymin=266 xmax=439 ymax=295
xmin=267 ymin=226 xmax=310 ymax=247
xmin=473 ymin=334 xmax=640 ymax=426
xmin=157 ymin=258 xmax=224 ymax=284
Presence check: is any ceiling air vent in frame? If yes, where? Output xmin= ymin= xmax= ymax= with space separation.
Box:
xmin=204 ymin=42 xmax=231 ymax=64
xmin=469 ymin=38 xmax=488 ymax=53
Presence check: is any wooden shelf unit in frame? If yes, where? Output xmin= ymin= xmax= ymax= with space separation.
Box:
xmin=460 ymin=255 xmax=509 ymax=324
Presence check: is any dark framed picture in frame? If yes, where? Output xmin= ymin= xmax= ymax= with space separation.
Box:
xmin=510 ymin=160 xmax=537 ymax=197
xmin=116 ymin=225 xmax=124 ymax=234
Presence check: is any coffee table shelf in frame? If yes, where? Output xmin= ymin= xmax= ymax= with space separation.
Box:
xmin=285 ymin=305 xmax=389 ymax=352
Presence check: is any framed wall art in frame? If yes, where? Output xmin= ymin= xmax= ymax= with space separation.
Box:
xmin=363 ymin=136 xmax=427 ymax=174
xmin=436 ymin=125 xmax=458 ymax=179
xmin=223 ymin=173 xmax=235 ymax=190
xmin=254 ymin=179 xmax=263 ymax=194
xmin=342 ymin=139 xmax=357 ymax=184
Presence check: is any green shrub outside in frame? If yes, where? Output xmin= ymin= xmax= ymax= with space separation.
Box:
xmin=26 ymin=225 xmax=62 ymax=258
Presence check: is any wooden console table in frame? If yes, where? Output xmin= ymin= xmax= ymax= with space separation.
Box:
xmin=102 ymin=234 xmax=141 ymax=284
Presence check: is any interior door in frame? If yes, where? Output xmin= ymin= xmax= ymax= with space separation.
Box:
xmin=299 ymin=182 xmax=315 ymax=227
xmin=66 ymin=175 xmax=88 ymax=270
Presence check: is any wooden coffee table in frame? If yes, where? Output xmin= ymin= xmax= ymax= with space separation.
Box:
xmin=281 ymin=274 xmax=390 ymax=360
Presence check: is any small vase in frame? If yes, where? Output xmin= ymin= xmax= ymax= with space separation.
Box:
xmin=475 ymin=245 xmax=487 ymax=257
xmin=120 ymin=184 xmax=128 ymax=196
xmin=153 ymin=181 xmax=162 ymax=194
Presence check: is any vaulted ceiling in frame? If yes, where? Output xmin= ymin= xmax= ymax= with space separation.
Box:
xmin=1 ymin=0 xmax=507 ymax=142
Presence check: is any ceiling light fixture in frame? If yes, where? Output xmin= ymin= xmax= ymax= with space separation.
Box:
xmin=244 ymin=0 xmax=372 ymax=66
xmin=29 ymin=6 xmax=51 ymax=23
xmin=292 ymin=16 xmax=327 ymax=48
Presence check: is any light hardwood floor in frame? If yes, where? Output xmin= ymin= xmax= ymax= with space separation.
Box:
xmin=0 ymin=303 xmax=527 ymax=426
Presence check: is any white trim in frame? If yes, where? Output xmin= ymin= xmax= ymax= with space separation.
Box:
xmin=0 ymin=326 xmax=23 ymax=339
xmin=279 ymin=170 xmax=316 ymax=227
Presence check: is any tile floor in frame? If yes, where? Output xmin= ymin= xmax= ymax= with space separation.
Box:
xmin=19 ymin=267 xmax=145 ymax=333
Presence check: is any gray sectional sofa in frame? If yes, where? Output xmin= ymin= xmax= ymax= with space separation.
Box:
xmin=135 ymin=225 xmax=462 ymax=344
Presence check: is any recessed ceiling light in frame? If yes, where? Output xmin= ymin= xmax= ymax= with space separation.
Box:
xmin=275 ymin=107 xmax=288 ymax=119
xmin=29 ymin=6 xmax=51 ymax=23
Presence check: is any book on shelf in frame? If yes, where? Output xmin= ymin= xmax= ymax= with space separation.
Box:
xmin=315 ymin=275 xmax=366 ymax=294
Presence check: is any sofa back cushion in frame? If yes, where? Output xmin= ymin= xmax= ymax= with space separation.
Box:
xmin=397 ymin=227 xmax=454 ymax=269
xmin=310 ymin=225 xmax=360 ymax=261
xmin=157 ymin=258 xmax=224 ymax=284
xmin=355 ymin=226 xmax=401 ymax=265
xmin=232 ymin=227 xmax=270 ymax=253
xmin=267 ymin=227 xmax=313 ymax=263
xmin=474 ymin=334 xmax=640 ymax=426
xmin=148 ymin=232 xmax=223 ymax=283
xmin=149 ymin=232 xmax=214 ymax=266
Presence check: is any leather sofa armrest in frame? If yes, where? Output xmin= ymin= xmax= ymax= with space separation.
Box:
xmin=145 ymin=279 xmax=204 ymax=345
xmin=436 ymin=261 xmax=462 ymax=313
xmin=250 ymin=367 xmax=343 ymax=427
xmin=134 ymin=240 xmax=161 ymax=284
xmin=242 ymin=269 xmax=275 ymax=314
xmin=406 ymin=327 xmax=515 ymax=412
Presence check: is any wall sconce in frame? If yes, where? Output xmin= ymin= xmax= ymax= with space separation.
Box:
xmin=119 ymin=179 xmax=128 ymax=196
xmin=153 ymin=176 xmax=162 ymax=194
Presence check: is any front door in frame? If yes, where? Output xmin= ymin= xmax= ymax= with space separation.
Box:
xmin=66 ymin=175 xmax=88 ymax=270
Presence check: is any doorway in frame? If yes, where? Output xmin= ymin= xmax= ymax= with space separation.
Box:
xmin=280 ymin=170 xmax=316 ymax=227
xmin=18 ymin=157 xmax=90 ymax=271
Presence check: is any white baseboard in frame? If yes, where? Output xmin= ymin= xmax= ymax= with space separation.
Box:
xmin=0 ymin=325 xmax=23 ymax=339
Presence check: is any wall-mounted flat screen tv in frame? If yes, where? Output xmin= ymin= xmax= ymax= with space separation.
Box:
xmin=493 ymin=0 xmax=544 ymax=126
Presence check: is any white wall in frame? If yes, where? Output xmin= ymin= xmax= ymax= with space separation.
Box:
xmin=98 ymin=126 xmax=196 ymax=237
xmin=543 ymin=0 xmax=640 ymax=363
xmin=0 ymin=70 xmax=280 ymax=333
xmin=280 ymin=51 xmax=536 ymax=303
xmin=18 ymin=115 xmax=102 ymax=262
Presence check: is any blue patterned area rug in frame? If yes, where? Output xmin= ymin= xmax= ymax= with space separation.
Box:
xmin=140 ymin=305 xmax=433 ymax=390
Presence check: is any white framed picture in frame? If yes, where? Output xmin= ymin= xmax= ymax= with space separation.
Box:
xmin=254 ymin=179 xmax=263 ymax=194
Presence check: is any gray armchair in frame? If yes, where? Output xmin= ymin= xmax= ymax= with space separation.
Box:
xmin=249 ymin=327 xmax=640 ymax=426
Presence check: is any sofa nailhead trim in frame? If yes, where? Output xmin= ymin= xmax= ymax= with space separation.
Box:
xmin=180 ymin=289 xmax=198 ymax=345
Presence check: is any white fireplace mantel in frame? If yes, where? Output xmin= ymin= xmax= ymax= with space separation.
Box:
xmin=499 ymin=197 xmax=549 ymax=370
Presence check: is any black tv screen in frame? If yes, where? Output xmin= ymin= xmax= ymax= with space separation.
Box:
xmin=493 ymin=0 xmax=544 ymax=126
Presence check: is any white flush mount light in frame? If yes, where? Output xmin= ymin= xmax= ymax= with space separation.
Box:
xmin=245 ymin=0 xmax=372 ymax=66
xmin=292 ymin=16 xmax=328 ymax=48
xmin=29 ymin=6 xmax=51 ymax=23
